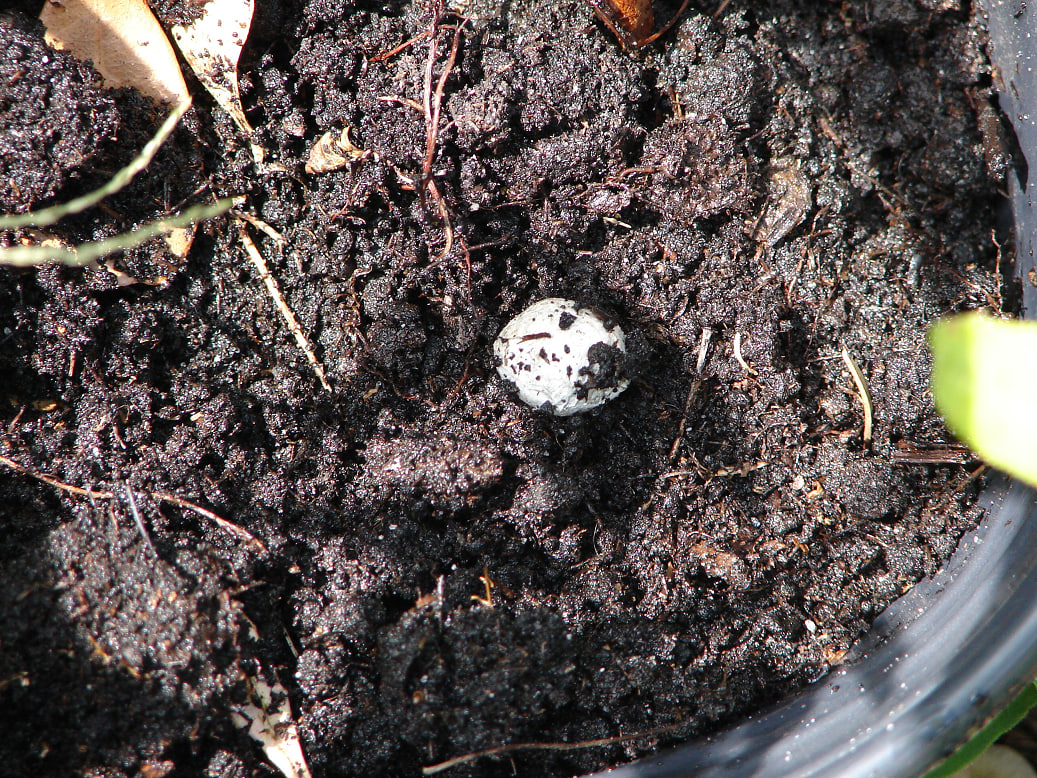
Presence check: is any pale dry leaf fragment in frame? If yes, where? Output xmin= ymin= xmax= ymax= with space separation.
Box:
xmin=163 ymin=226 xmax=195 ymax=261
xmin=231 ymin=671 xmax=313 ymax=778
xmin=101 ymin=257 xmax=172 ymax=287
xmin=170 ymin=0 xmax=263 ymax=162
xmin=756 ymin=158 xmax=813 ymax=249
xmin=40 ymin=0 xmax=190 ymax=106
xmin=34 ymin=8 xmax=197 ymax=261
xmin=305 ymin=127 xmax=370 ymax=174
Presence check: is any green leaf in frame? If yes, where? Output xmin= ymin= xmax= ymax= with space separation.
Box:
xmin=928 ymin=312 xmax=1037 ymax=488
xmin=922 ymin=681 xmax=1037 ymax=778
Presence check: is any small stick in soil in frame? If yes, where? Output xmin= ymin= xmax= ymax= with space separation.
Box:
xmin=231 ymin=209 xmax=285 ymax=244
xmin=121 ymin=482 xmax=157 ymax=557
xmin=0 ymin=454 xmax=109 ymax=498
xmin=237 ymin=221 xmax=332 ymax=392
xmin=151 ymin=490 xmax=267 ymax=553
xmin=942 ymin=265 xmax=1002 ymax=313
xmin=0 ymin=454 xmax=265 ymax=553
xmin=422 ymin=720 xmax=688 ymax=775
xmin=420 ymin=12 xmax=463 ymax=261
xmin=377 ymin=95 xmax=425 ymax=113
xmin=929 ymin=464 xmax=988 ymax=514
xmin=369 ymin=28 xmax=433 ymax=63
xmin=667 ymin=380 xmax=701 ymax=467
xmin=470 ymin=565 xmax=495 ymax=608
xmin=891 ymin=443 xmax=973 ymax=465
xmin=841 ymin=347 xmax=873 ymax=445
xmin=733 ymin=332 xmax=758 ymax=376
xmin=638 ymin=327 xmax=713 ymax=512
xmin=664 ymin=327 xmax=713 ymax=468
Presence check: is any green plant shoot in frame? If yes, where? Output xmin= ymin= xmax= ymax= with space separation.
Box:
xmin=0 ymin=99 xmax=233 ymax=268
xmin=928 ymin=312 xmax=1037 ymax=488
xmin=922 ymin=681 xmax=1037 ymax=778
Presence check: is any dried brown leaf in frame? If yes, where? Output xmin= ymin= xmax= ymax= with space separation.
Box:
xmin=40 ymin=0 xmax=189 ymax=106
xmin=305 ymin=127 xmax=369 ymax=174
xmin=231 ymin=670 xmax=313 ymax=778
xmin=170 ymin=0 xmax=261 ymax=161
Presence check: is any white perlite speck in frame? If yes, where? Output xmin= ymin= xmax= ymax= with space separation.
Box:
xmin=493 ymin=298 xmax=629 ymax=416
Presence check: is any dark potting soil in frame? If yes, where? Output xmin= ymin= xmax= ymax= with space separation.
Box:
xmin=0 ymin=0 xmax=1015 ymax=776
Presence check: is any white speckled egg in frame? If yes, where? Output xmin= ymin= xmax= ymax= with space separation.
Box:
xmin=493 ymin=298 xmax=629 ymax=416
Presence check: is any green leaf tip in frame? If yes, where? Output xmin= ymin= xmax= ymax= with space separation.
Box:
xmin=921 ymin=681 xmax=1037 ymax=778
xmin=928 ymin=312 xmax=1037 ymax=488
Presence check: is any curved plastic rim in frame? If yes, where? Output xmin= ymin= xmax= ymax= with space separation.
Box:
xmin=595 ymin=479 xmax=1037 ymax=778
xmin=590 ymin=2 xmax=1037 ymax=775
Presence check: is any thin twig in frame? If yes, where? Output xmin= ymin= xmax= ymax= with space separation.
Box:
xmin=421 ymin=2 xmax=444 ymax=201
xmin=423 ymin=720 xmax=687 ymax=775
xmin=423 ymin=26 xmax=462 ymax=186
xmin=419 ymin=7 xmax=462 ymax=260
xmin=377 ymin=95 xmax=425 ymax=113
xmin=667 ymin=379 xmax=701 ymax=466
xmin=638 ymin=329 xmax=711 ymax=513
xmin=369 ymin=28 xmax=433 ymax=62
xmin=151 ymin=490 xmax=267 ymax=553
xmin=0 ymin=454 xmax=109 ymax=498
xmin=428 ymin=182 xmax=454 ymax=259
xmin=929 ymin=464 xmax=988 ymax=514
xmin=0 ymin=454 xmax=265 ymax=552
xmin=231 ymin=209 xmax=285 ymax=243
xmin=237 ymin=221 xmax=332 ymax=392
xmin=667 ymin=328 xmax=713 ymax=466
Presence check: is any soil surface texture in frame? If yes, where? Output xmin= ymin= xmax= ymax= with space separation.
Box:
xmin=0 ymin=0 xmax=1015 ymax=776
